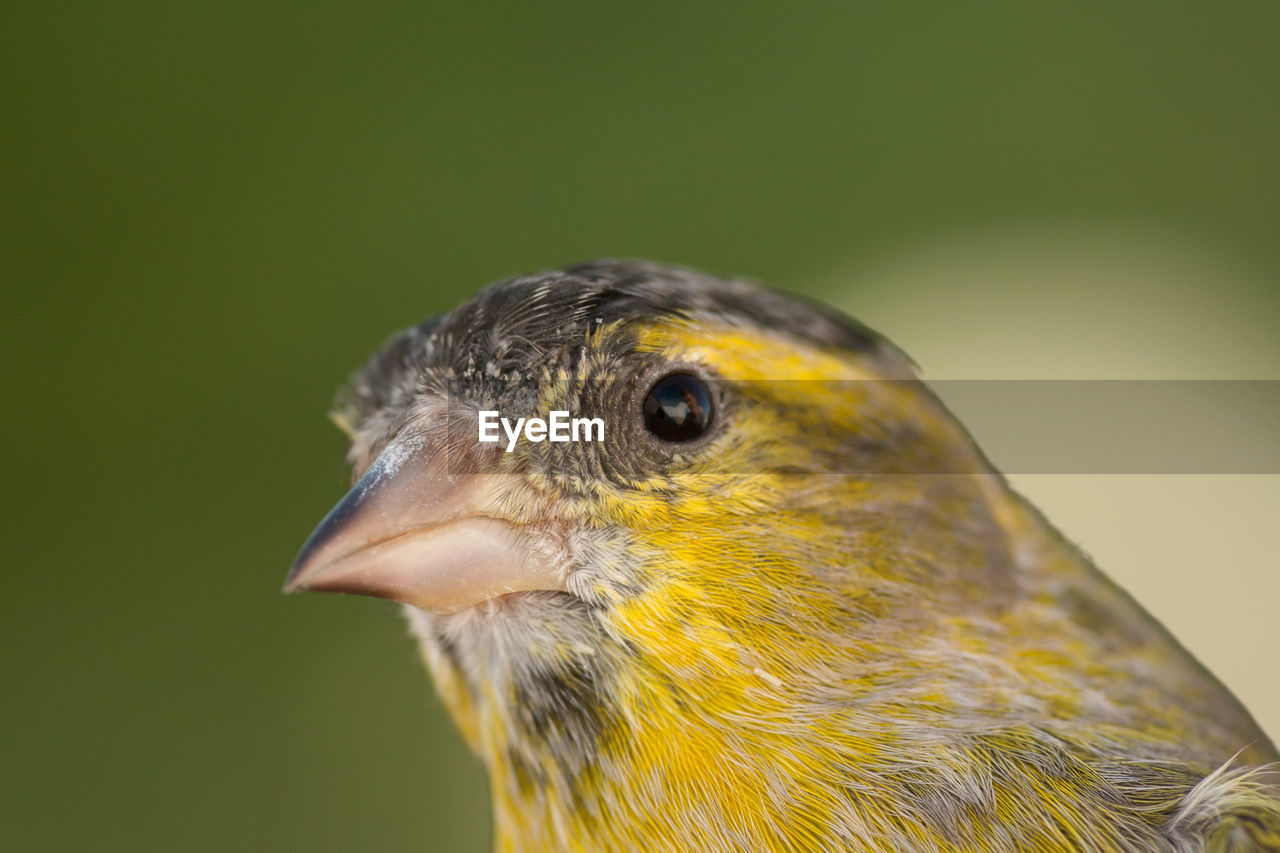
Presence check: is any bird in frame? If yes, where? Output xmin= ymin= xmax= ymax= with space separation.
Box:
xmin=285 ymin=259 xmax=1280 ymax=852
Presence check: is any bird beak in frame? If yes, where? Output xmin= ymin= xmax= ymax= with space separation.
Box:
xmin=283 ymin=437 xmax=565 ymax=614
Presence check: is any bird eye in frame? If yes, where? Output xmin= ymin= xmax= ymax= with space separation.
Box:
xmin=642 ymin=373 xmax=714 ymax=442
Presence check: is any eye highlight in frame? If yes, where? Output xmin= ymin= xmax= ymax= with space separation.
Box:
xmin=642 ymin=373 xmax=714 ymax=442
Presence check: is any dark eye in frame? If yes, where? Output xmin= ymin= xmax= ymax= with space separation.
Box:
xmin=642 ymin=373 xmax=714 ymax=442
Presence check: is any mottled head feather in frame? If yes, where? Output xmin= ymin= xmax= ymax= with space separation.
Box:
xmin=338 ymin=259 xmax=896 ymax=429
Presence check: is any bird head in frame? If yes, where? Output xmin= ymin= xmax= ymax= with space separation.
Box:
xmin=285 ymin=260 xmax=1027 ymax=804
xmin=286 ymin=258 xmax=1007 ymax=606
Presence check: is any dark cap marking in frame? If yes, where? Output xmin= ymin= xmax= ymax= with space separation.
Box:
xmin=339 ymin=259 xmax=896 ymax=425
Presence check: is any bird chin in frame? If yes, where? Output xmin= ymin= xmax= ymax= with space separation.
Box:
xmin=401 ymin=589 xmax=597 ymax=679
xmin=406 ymin=588 xmax=585 ymax=626
xmin=440 ymin=588 xmax=574 ymax=617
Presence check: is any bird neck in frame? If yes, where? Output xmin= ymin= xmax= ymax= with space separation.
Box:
xmin=411 ymin=481 xmax=1275 ymax=851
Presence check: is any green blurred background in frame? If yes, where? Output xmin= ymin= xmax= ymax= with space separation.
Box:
xmin=4 ymin=3 xmax=1278 ymax=850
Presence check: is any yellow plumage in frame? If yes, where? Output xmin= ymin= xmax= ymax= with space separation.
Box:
xmin=291 ymin=261 xmax=1279 ymax=851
